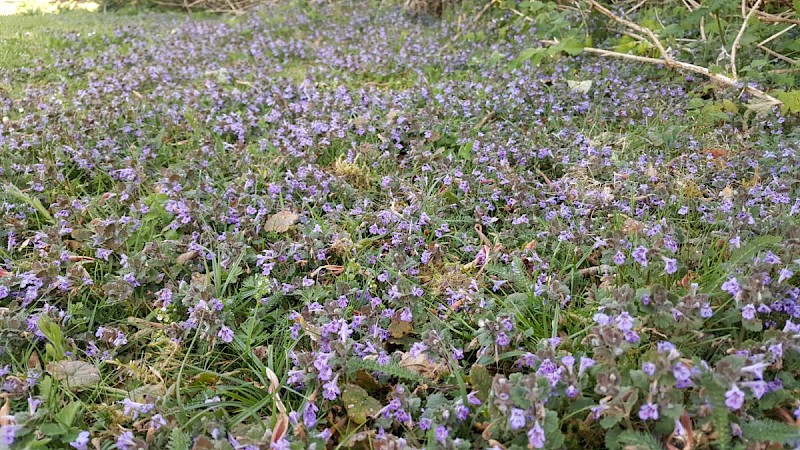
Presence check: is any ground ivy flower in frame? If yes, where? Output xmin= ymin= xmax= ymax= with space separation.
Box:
xmin=70 ymin=431 xmax=90 ymax=450
xmin=613 ymin=251 xmax=626 ymax=265
xmin=662 ymin=256 xmax=678 ymax=274
xmin=632 ymin=246 xmax=648 ymax=267
xmin=1 ymin=425 xmax=22 ymax=446
xmin=527 ymin=421 xmax=546 ymax=449
xmin=741 ymin=304 xmax=756 ymax=321
xmin=509 ymin=408 xmax=526 ymax=430
xmin=638 ymin=403 xmax=659 ymax=420
xmin=725 ymin=385 xmax=745 ymax=410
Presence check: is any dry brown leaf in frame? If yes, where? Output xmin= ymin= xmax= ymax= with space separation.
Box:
xmin=0 ymin=268 xmax=12 ymax=278
xmin=622 ymin=217 xmax=645 ymax=235
xmin=272 ymin=413 xmax=289 ymax=444
xmin=47 ymin=360 xmax=101 ymax=389
xmin=67 ymin=255 xmax=96 ymax=263
xmin=399 ymin=352 xmax=447 ymax=380
xmin=27 ymin=351 xmax=41 ymax=370
xmin=264 ymin=211 xmax=299 ymax=233
xmin=176 ymin=250 xmax=198 ymax=265
xmin=388 ymin=320 xmax=413 ymax=338
xmin=0 ymin=397 xmax=12 ymax=426
xmin=719 ymin=185 xmax=734 ymax=199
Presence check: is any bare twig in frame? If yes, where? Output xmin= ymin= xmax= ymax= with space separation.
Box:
xmin=540 ymin=39 xmax=782 ymax=105
xmin=584 ymin=0 xmax=670 ymax=60
xmin=759 ymin=24 xmax=796 ymax=46
xmin=757 ymin=11 xmax=800 ymax=25
xmin=473 ymin=111 xmax=496 ymax=131
xmin=731 ymin=0 xmax=762 ymax=80
xmin=757 ymin=44 xmax=798 ymax=65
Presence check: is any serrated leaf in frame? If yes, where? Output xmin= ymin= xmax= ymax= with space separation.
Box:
xmin=341 ymin=384 xmax=382 ymax=424
xmin=740 ymin=419 xmax=800 ymax=444
xmin=168 ymin=428 xmax=192 ymax=450
xmin=46 ymin=361 xmax=101 ymax=389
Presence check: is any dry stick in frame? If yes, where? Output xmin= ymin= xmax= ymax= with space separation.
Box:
xmin=758 ymin=44 xmax=798 ymax=65
xmin=584 ymin=0 xmax=669 ymax=60
xmin=539 ymin=39 xmax=782 ymax=105
xmin=731 ymin=0 xmax=763 ymax=80
xmin=757 ymin=11 xmax=800 ymax=25
xmin=759 ymin=24 xmax=796 ymax=47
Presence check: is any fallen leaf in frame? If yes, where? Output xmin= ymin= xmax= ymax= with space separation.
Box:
xmin=399 ymin=352 xmax=447 ymax=380
xmin=0 ymin=398 xmax=11 ymax=426
xmin=0 ymin=268 xmax=12 ymax=278
xmin=264 ymin=211 xmax=299 ymax=233
xmin=388 ymin=320 xmax=412 ymax=338
xmin=341 ymin=384 xmax=382 ymax=424
xmin=176 ymin=250 xmax=198 ymax=265
xmin=271 ymin=413 xmax=289 ymax=443
xmin=46 ymin=360 xmax=101 ymax=389
xmin=567 ymin=79 xmax=593 ymax=94
xmin=719 ymin=185 xmax=734 ymax=199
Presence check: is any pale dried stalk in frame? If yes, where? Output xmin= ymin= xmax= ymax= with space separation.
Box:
xmin=730 ymin=0 xmax=762 ymax=80
xmin=758 ymin=44 xmax=798 ymax=65
xmin=759 ymin=24 xmax=796 ymax=46
xmin=757 ymin=11 xmax=800 ymax=25
xmin=584 ymin=0 xmax=670 ymax=60
xmin=539 ymin=39 xmax=782 ymax=105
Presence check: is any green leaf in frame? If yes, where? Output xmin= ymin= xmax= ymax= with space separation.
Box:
xmin=168 ymin=428 xmax=191 ymax=450
xmin=468 ymin=365 xmax=493 ymax=402
xmin=773 ymin=90 xmax=800 ymax=114
xmin=55 ymin=401 xmax=82 ymax=427
xmin=616 ymin=430 xmax=665 ymax=450
xmin=39 ymin=423 xmax=66 ymax=437
xmin=341 ymin=384 xmax=382 ymax=424
xmin=600 ymin=413 xmax=623 ymax=429
xmin=740 ymin=419 xmax=800 ymax=444
xmin=561 ymin=37 xmax=584 ymax=56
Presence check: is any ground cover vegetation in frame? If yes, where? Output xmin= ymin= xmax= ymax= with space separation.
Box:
xmin=1 ymin=0 xmax=800 ymax=448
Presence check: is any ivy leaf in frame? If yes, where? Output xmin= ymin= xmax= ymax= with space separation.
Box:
xmin=341 ymin=384 xmax=382 ymax=424
xmin=773 ymin=90 xmax=800 ymax=115
xmin=561 ymin=37 xmax=584 ymax=56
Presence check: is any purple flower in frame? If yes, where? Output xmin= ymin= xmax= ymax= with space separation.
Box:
xmin=434 ymin=425 xmax=448 ymax=444
xmin=632 ymin=246 xmax=648 ymax=267
xmin=1 ymin=426 xmax=22 ymax=446
xmin=303 ymin=402 xmax=318 ymax=428
xmin=322 ymin=377 xmax=340 ymax=400
xmin=725 ymin=385 xmax=745 ymax=410
xmin=527 ymin=421 xmax=546 ymax=449
xmin=509 ymin=408 xmax=526 ymax=430
xmin=615 ymin=311 xmax=634 ymax=331
xmin=741 ymin=304 xmax=756 ymax=321
xmin=419 ymin=417 xmax=432 ymax=431
xmin=613 ymin=251 xmax=626 ymax=265
xmin=217 ymin=326 xmax=234 ymax=343
xmin=721 ymin=278 xmax=742 ymax=298
xmin=70 ymin=431 xmax=90 ymax=450
xmin=778 ymin=268 xmax=793 ymax=283
xmin=662 ymin=257 xmax=678 ymax=274
xmin=638 ymin=403 xmax=659 ymax=420
xmin=642 ymin=362 xmax=656 ymax=376
xmin=116 ymin=431 xmax=137 ymax=450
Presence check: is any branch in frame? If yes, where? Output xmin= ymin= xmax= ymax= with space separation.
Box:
xmin=584 ymin=0 xmax=670 ymax=60
xmin=731 ymin=0 xmax=762 ymax=80
xmin=539 ymin=39 xmax=782 ymax=106
xmin=757 ymin=11 xmax=800 ymax=25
